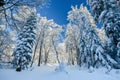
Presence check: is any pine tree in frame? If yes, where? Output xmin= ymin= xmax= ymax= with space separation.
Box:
xmin=67 ymin=4 xmax=106 ymax=69
xmin=88 ymin=0 xmax=120 ymax=69
xmin=87 ymin=28 xmax=105 ymax=68
xmin=12 ymin=12 xmax=37 ymax=71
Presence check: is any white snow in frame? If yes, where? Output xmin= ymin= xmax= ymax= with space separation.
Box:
xmin=0 ymin=65 xmax=120 ymax=80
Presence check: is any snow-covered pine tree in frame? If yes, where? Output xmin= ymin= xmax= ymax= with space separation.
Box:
xmin=86 ymin=28 xmax=106 ymax=68
xmin=67 ymin=4 xmax=106 ymax=69
xmin=81 ymin=6 xmax=105 ymax=69
xmin=88 ymin=0 xmax=120 ymax=69
xmin=12 ymin=12 xmax=37 ymax=71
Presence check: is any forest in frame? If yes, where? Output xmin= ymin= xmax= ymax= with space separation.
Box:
xmin=0 ymin=0 xmax=120 ymax=80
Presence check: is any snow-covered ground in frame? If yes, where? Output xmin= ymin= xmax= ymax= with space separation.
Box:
xmin=0 ymin=65 xmax=120 ymax=80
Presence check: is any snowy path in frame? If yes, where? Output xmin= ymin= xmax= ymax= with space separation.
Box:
xmin=0 ymin=65 xmax=120 ymax=80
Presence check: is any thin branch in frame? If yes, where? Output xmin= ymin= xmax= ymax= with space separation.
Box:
xmin=2 ymin=6 xmax=11 ymax=27
xmin=0 ymin=1 xmax=19 ymax=12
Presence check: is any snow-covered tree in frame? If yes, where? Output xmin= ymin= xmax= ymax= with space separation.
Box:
xmin=13 ymin=6 xmax=37 ymax=32
xmin=50 ymin=25 xmax=63 ymax=64
xmin=88 ymin=0 xmax=120 ymax=69
xmin=66 ymin=4 xmax=105 ymax=68
xmin=30 ymin=15 xmax=63 ymax=66
xmin=38 ymin=17 xmax=62 ymax=65
xmin=0 ymin=0 xmax=49 ymax=30
xmin=85 ymin=28 xmax=104 ymax=68
xmin=65 ymin=24 xmax=76 ymax=65
xmin=79 ymin=5 xmax=105 ymax=68
xmin=12 ymin=11 xmax=37 ymax=71
xmin=96 ymin=28 xmax=107 ymax=45
xmin=67 ymin=5 xmax=85 ymax=66
xmin=0 ymin=26 xmax=13 ymax=63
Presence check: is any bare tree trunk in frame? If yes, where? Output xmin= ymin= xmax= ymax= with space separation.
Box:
xmin=76 ymin=45 xmax=80 ymax=66
xmin=52 ymin=38 xmax=60 ymax=64
xmin=30 ymin=35 xmax=40 ymax=67
xmin=16 ymin=58 xmax=22 ymax=72
xmin=68 ymin=50 xmax=71 ymax=65
xmin=71 ymin=49 xmax=75 ymax=65
xmin=38 ymin=31 xmax=44 ymax=66
xmin=44 ymin=48 xmax=50 ymax=64
xmin=38 ymin=41 xmax=43 ymax=66
xmin=54 ymin=46 xmax=60 ymax=64
xmin=68 ymin=48 xmax=74 ymax=65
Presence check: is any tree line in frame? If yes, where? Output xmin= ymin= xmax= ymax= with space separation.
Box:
xmin=0 ymin=0 xmax=120 ymax=71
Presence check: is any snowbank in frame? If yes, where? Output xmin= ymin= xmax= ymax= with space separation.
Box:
xmin=0 ymin=65 xmax=120 ymax=80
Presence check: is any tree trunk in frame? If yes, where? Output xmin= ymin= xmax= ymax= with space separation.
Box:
xmin=38 ymin=41 xmax=43 ymax=66
xmin=68 ymin=49 xmax=74 ymax=65
xmin=52 ymin=38 xmax=60 ymax=64
xmin=38 ymin=31 xmax=44 ymax=66
xmin=30 ymin=35 xmax=40 ymax=67
xmin=44 ymin=48 xmax=50 ymax=64
xmin=54 ymin=46 xmax=60 ymax=64
xmin=16 ymin=58 xmax=22 ymax=72
xmin=71 ymin=49 xmax=75 ymax=65
xmin=76 ymin=46 xmax=81 ymax=66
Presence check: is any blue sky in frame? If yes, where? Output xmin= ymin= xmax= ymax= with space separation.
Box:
xmin=39 ymin=0 xmax=87 ymax=25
